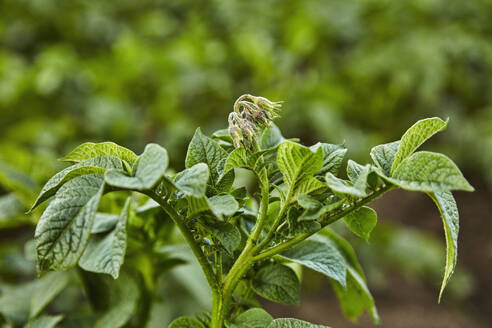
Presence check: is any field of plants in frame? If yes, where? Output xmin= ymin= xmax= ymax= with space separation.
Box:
xmin=0 ymin=0 xmax=491 ymax=327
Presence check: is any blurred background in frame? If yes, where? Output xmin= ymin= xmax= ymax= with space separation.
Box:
xmin=0 ymin=0 xmax=491 ymax=327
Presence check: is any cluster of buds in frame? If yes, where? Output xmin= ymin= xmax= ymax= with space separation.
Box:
xmin=228 ymin=94 xmax=282 ymax=150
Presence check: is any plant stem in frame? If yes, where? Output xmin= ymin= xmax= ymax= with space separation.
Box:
xmin=253 ymin=184 xmax=394 ymax=261
xmin=143 ymin=190 xmax=222 ymax=320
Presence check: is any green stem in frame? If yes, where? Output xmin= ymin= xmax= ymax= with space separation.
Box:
xmin=253 ymin=184 xmax=394 ymax=261
xmin=143 ymin=190 xmax=221 ymax=318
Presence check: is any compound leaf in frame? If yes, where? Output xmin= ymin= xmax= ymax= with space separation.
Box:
xmin=105 ymin=144 xmax=168 ymax=191
xmin=428 ymin=191 xmax=459 ymax=302
xmin=59 ymin=142 xmax=137 ymax=165
xmin=391 ymin=117 xmax=447 ymax=174
xmin=390 ymin=151 xmax=474 ymax=192
xmin=370 ymin=141 xmax=400 ymax=176
xmin=252 ymin=263 xmax=300 ymax=305
xmin=280 ymin=235 xmax=347 ymax=287
xmin=174 ymin=163 xmax=209 ymax=197
xmin=79 ymin=199 xmax=130 ymax=279
xmin=30 ymin=156 xmax=122 ymax=211
xmin=343 ymin=206 xmax=377 ymax=242
xmin=35 ymin=174 xmax=104 ymax=273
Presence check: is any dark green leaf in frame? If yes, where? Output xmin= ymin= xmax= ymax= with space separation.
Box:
xmin=310 ymin=143 xmax=347 ymax=176
xmin=230 ymin=308 xmax=273 ymax=328
xmin=343 ymin=206 xmax=377 ymax=242
xmin=168 ymin=316 xmax=205 ymax=328
xmin=252 ymin=263 xmax=300 ymax=305
xmin=370 ymin=141 xmax=400 ymax=176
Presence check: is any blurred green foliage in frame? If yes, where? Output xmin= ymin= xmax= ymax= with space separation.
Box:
xmin=0 ymin=0 xmax=489 ymax=325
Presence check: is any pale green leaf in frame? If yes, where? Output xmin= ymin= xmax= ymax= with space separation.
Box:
xmin=105 ymin=143 xmax=168 ymax=191
xmin=260 ymin=123 xmax=286 ymax=150
xmin=91 ymin=213 xmax=118 ymax=234
xmin=185 ymin=128 xmax=228 ymax=188
xmin=24 ymin=315 xmax=64 ymax=328
xmin=168 ymin=316 xmax=205 ymax=328
xmin=209 ymin=195 xmax=239 ymax=219
xmin=59 ymin=142 xmax=137 ymax=165
xmin=230 ymin=308 xmax=273 ymax=328
xmin=280 ymin=235 xmax=347 ymax=287
xmin=391 ymin=117 xmax=447 ymax=174
xmin=343 ymin=206 xmax=377 ymax=242
xmin=187 ymin=196 xmax=211 ymax=217
xmin=390 ymin=151 xmax=474 ymax=192
xmin=79 ymin=199 xmax=130 ymax=279
xmin=267 ymin=318 xmax=330 ymax=328
xmin=30 ymin=272 xmax=69 ymax=318
xmin=174 ymin=163 xmax=209 ymax=197
xmin=310 ymin=143 xmax=347 ymax=175
xmin=252 ymin=264 xmax=300 ymax=305
xmin=35 ymin=174 xmax=104 ymax=272
xmin=370 ymin=141 xmax=400 ymax=176
xmin=31 ymin=156 xmax=122 ymax=211
xmin=0 ymin=193 xmax=24 ymax=220
xmin=428 ymin=191 xmax=459 ymax=302
xmin=325 ymin=173 xmax=366 ymax=198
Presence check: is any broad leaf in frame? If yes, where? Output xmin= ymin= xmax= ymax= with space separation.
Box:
xmin=260 ymin=123 xmax=286 ymax=150
xmin=208 ymin=222 xmax=241 ymax=255
xmin=25 ymin=315 xmax=64 ymax=328
xmin=185 ymin=128 xmax=228 ymax=188
xmin=343 ymin=206 xmax=377 ymax=242
xmin=35 ymin=174 xmax=104 ymax=272
xmin=325 ymin=173 xmax=366 ymax=198
xmin=30 ymin=156 xmax=122 ymax=211
xmin=93 ymin=274 xmax=139 ymax=328
xmin=59 ymin=142 xmax=137 ymax=165
xmin=280 ymin=235 xmax=347 ymax=287
xmin=91 ymin=213 xmax=119 ymax=234
xmin=391 ymin=117 xmax=447 ymax=174
xmin=277 ymin=141 xmax=323 ymax=200
xmin=310 ymin=143 xmax=347 ymax=176
xmin=390 ymin=151 xmax=474 ymax=192
xmin=428 ymin=191 xmax=459 ymax=302
xmin=370 ymin=141 xmax=400 ymax=176
xmin=321 ymin=230 xmax=379 ymax=323
xmin=252 ymin=263 xmax=300 ymax=305
xmin=209 ymin=195 xmax=239 ymax=219
xmin=79 ymin=199 xmax=130 ymax=279
xmin=30 ymin=272 xmax=69 ymax=318
xmin=105 ymin=143 xmax=168 ymax=191
xmin=267 ymin=318 xmax=330 ymax=328
xmin=168 ymin=316 xmax=205 ymax=328
xmin=174 ymin=163 xmax=209 ymax=197
xmin=230 ymin=308 xmax=273 ymax=328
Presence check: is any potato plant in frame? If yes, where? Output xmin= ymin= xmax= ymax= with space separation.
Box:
xmin=30 ymin=95 xmax=473 ymax=328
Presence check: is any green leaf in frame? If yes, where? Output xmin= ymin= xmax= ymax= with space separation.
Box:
xmin=35 ymin=174 xmax=104 ymax=272
xmin=168 ymin=316 xmax=205 ymax=328
xmin=260 ymin=123 xmax=286 ymax=150
xmin=59 ymin=142 xmax=138 ymax=165
xmin=225 ymin=148 xmax=255 ymax=172
xmin=93 ymin=274 xmax=139 ymax=328
xmin=370 ymin=141 xmax=400 ymax=176
xmin=252 ymin=263 xmax=300 ymax=305
xmin=0 ymin=193 xmax=24 ymax=221
xmin=310 ymin=143 xmax=347 ymax=176
xmin=297 ymin=194 xmax=322 ymax=211
xmin=325 ymin=173 xmax=366 ymax=198
xmin=174 ymin=163 xmax=209 ymax=197
xmin=79 ymin=199 xmax=130 ymax=279
xmin=209 ymin=195 xmax=239 ymax=219
xmin=91 ymin=213 xmax=119 ymax=234
xmin=30 ymin=272 xmax=69 ymax=318
xmin=105 ymin=143 xmax=169 ymax=191
xmin=24 ymin=315 xmax=64 ymax=328
xmin=0 ymin=161 xmax=37 ymax=203
xmin=208 ymin=222 xmax=241 ymax=255
xmin=321 ymin=230 xmax=379 ymax=324
xmin=185 ymin=128 xmax=228 ymax=188
xmin=427 ymin=191 xmax=459 ymax=302
xmin=230 ymin=308 xmax=273 ymax=328
xmin=390 ymin=151 xmax=474 ymax=192
xmin=343 ymin=206 xmax=377 ymax=242
xmin=391 ymin=117 xmax=448 ymax=174
xmin=267 ymin=318 xmax=331 ymax=328
xmin=280 ymin=235 xmax=347 ymax=287
xmin=30 ymin=156 xmax=122 ymax=211
xmin=277 ymin=141 xmax=324 ymax=200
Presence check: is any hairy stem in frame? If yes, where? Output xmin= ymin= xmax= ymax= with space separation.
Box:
xmin=253 ymin=184 xmax=394 ymax=261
